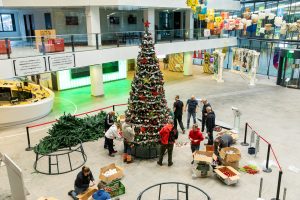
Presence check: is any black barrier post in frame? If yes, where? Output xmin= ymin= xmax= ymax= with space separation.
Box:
xmin=241 ymin=122 xmax=249 ymax=146
xmin=95 ymin=33 xmax=99 ymax=50
xmin=41 ymin=36 xmax=46 ymax=55
xmin=112 ymin=105 xmax=115 ymax=111
xmin=271 ymin=171 xmax=283 ymax=200
xmin=263 ymin=144 xmax=272 ymax=173
xmin=71 ymin=35 xmax=75 ymax=52
xmin=258 ymin=178 xmax=263 ymax=198
xmin=25 ymin=127 xmax=34 ymax=151
xmin=5 ymin=38 xmax=10 ymax=59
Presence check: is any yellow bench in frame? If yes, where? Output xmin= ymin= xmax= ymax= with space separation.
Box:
xmin=76 ymin=187 xmax=97 ymax=200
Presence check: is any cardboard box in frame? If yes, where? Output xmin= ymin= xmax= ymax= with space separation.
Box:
xmin=192 ymin=163 xmax=213 ymax=178
xmin=219 ymin=147 xmax=241 ymax=163
xmin=99 ymin=163 xmax=124 ymax=183
xmin=193 ymin=150 xmax=213 ymax=164
xmin=76 ymin=187 xmax=97 ymax=200
xmin=214 ymin=166 xmax=240 ymax=185
xmin=205 ymin=145 xmax=214 ymax=152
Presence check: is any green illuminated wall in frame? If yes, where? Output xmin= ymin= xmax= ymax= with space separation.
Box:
xmin=57 ymin=60 xmax=127 ymax=90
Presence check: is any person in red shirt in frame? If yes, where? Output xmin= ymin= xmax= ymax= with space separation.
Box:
xmin=189 ymin=123 xmax=205 ymax=164
xmin=157 ymin=119 xmax=177 ymax=167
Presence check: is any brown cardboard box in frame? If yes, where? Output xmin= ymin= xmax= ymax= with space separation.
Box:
xmin=99 ymin=163 xmax=124 ymax=183
xmin=193 ymin=150 xmax=213 ymax=164
xmin=205 ymin=145 xmax=214 ymax=152
xmin=219 ymin=147 xmax=241 ymax=163
xmin=214 ymin=166 xmax=240 ymax=185
xmin=76 ymin=187 xmax=97 ymax=200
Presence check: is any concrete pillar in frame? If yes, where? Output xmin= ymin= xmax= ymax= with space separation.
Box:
xmin=217 ymin=52 xmax=225 ymax=83
xmin=184 ymin=52 xmax=193 ymax=76
xmin=143 ymin=8 xmax=155 ymax=38
xmin=90 ymin=65 xmax=104 ymax=96
xmin=86 ymin=6 xmax=101 ymax=46
xmin=185 ymin=10 xmax=194 ymax=40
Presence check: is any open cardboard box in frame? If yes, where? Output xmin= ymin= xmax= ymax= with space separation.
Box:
xmin=76 ymin=187 xmax=97 ymax=200
xmin=214 ymin=166 xmax=240 ymax=185
xmin=99 ymin=163 xmax=124 ymax=183
xmin=193 ymin=150 xmax=214 ymax=164
xmin=219 ymin=147 xmax=241 ymax=163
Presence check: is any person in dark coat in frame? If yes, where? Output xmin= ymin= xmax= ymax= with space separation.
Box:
xmin=205 ymin=106 xmax=215 ymax=145
xmin=201 ymin=99 xmax=211 ymax=132
xmin=104 ymin=111 xmax=115 ymax=149
xmin=185 ymin=95 xmax=199 ymax=129
xmin=173 ymin=95 xmax=185 ymax=134
xmin=157 ymin=119 xmax=177 ymax=167
xmin=68 ymin=166 xmax=95 ymax=200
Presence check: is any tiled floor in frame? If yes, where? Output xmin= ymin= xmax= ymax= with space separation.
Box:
xmin=1 ymin=66 xmax=299 ymax=200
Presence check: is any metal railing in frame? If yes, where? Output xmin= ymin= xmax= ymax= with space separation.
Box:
xmin=0 ymin=29 xmax=233 ymax=60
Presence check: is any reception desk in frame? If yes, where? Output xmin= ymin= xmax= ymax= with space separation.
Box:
xmin=0 ymin=80 xmax=54 ymax=127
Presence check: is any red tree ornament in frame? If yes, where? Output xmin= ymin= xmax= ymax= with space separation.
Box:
xmin=144 ymin=20 xmax=151 ymax=28
xmin=141 ymin=57 xmax=147 ymax=64
xmin=140 ymin=126 xmax=146 ymax=132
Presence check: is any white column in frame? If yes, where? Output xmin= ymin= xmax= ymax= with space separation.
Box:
xmin=217 ymin=52 xmax=225 ymax=83
xmin=184 ymin=52 xmax=193 ymax=76
xmin=86 ymin=6 xmax=101 ymax=46
xmin=90 ymin=65 xmax=104 ymax=96
xmin=249 ymin=52 xmax=260 ymax=86
xmin=185 ymin=10 xmax=194 ymax=40
xmin=144 ymin=8 xmax=155 ymax=38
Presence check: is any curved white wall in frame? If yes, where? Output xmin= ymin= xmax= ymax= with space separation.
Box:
xmin=0 ymin=87 xmax=54 ymax=127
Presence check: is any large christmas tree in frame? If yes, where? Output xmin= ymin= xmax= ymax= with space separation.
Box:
xmin=125 ymin=21 xmax=170 ymax=145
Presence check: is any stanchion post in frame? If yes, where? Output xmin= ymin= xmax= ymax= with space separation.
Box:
xmin=241 ymin=122 xmax=249 ymax=146
xmin=25 ymin=127 xmax=34 ymax=151
xmin=271 ymin=171 xmax=283 ymax=200
xmin=112 ymin=105 xmax=115 ymax=111
xmin=71 ymin=35 xmax=75 ymax=52
xmin=258 ymin=177 xmax=263 ymax=198
xmin=263 ymin=144 xmax=272 ymax=173
xmin=5 ymin=38 xmax=10 ymax=59
xmin=95 ymin=33 xmax=99 ymax=50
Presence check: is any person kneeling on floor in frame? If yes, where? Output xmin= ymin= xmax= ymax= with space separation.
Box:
xmin=105 ymin=122 xmax=122 ymax=157
xmin=68 ymin=166 xmax=95 ymax=200
xmin=189 ymin=123 xmax=205 ymax=164
xmin=122 ymin=118 xmax=135 ymax=163
xmin=92 ymin=182 xmax=111 ymax=200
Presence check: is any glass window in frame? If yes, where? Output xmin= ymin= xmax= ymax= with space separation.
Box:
xmin=0 ymin=14 xmax=16 ymax=32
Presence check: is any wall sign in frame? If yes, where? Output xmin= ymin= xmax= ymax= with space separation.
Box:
xmin=48 ymin=54 xmax=76 ymax=71
xmin=13 ymin=57 xmax=47 ymax=76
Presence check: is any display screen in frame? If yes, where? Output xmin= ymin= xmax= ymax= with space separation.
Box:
xmin=66 ymin=16 xmax=79 ymax=25
xmin=71 ymin=67 xmax=90 ymax=79
xmin=103 ymin=61 xmax=119 ymax=74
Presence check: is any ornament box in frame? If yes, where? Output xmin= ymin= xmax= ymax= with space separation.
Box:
xmin=214 ymin=166 xmax=240 ymax=185
xmin=193 ymin=150 xmax=214 ymax=164
xmin=76 ymin=187 xmax=97 ymax=200
xmin=99 ymin=163 xmax=124 ymax=183
xmin=105 ymin=180 xmax=126 ymax=198
xmin=205 ymin=145 xmax=214 ymax=152
xmin=219 ymin=147 xmax=241 ymax=163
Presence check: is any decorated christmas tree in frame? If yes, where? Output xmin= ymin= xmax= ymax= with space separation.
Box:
xmin=125 ymin=21 xmax=170 ymax=146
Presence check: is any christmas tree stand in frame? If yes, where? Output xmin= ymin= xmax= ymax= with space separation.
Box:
xmin=132 ymin=144 xmax=160 ymax=159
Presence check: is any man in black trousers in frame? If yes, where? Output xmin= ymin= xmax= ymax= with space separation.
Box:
xmin=206 ymin=106 xmax=216 ymax=145
xmin=173 ymin=95 xmax=185 ymax=134
xmin=201 ymin=99 xmax=211 ymax=132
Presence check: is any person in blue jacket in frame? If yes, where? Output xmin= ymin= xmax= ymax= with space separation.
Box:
xmin=92 ymin=182 xmax=111 ymax=200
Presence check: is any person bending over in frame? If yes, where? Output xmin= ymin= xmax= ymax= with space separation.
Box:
xmin=122 ymin=119 xmax=135 ymax=163
xmin=105 ymin=122 xmax=122 ymax=157
xmin=92 ymin=182 xmax=111 ymax=200
xmin=68 ymin=166 xmax=95 ymax=200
